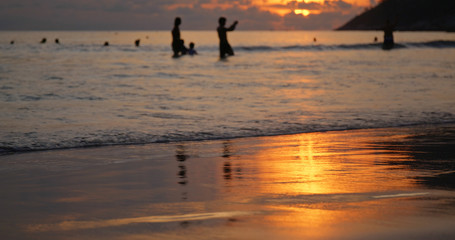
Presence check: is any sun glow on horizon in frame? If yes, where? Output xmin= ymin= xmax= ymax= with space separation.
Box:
xmin=294 ymin=9 xmax=311 ymax=16
xmin=252 ymin=0 xmax=371 ymax=17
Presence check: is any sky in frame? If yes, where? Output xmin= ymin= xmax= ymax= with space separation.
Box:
xmin=0 ymin=0 xmax=376 ymax=30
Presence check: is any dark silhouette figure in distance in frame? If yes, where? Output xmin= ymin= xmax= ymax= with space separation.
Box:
xmin=382 ymin=19 xmax=396 ymax=50
xmin=217 ymin=17 xmax=238 ymax=59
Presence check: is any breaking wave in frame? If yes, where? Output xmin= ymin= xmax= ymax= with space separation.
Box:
xmin=237 ymin=40 xmax=455 ymax=52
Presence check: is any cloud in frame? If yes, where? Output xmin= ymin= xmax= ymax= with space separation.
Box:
xmin=283 ymin=10 xmax=355 ymax=30
xmin=326 ymin=0 xmax=353 ymax=10
xmin=0 ymin=0 xmax=364 ymax=30
xmin=282 ymin=0 xmax=363 ymax=30
xmin=288 ymin=1 xmax=323 ymax=11
xmin=289 ymin=0 xmax=354 ymax=12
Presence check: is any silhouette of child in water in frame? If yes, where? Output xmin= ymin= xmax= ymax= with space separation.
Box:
xmin=217 ymin=17 xmax=238 ymax=58
xmin=188 ymin=42 xmax=197 ymax=56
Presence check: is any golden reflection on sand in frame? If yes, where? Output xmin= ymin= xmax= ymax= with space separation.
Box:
xmin=250 ymin=131 xmax=417 ymax=195
xmin=231 ymin=130 xmax=421 ymax=238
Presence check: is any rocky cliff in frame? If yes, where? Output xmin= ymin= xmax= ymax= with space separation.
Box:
xmin=337 ymin=0 xmax=455 ymax=31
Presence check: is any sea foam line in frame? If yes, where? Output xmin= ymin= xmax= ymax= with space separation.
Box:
xmin=372 ymin=192 xmax=429 ymax=199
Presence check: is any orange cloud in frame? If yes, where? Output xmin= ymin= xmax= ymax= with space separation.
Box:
xmin=166 ymin=0 xmax=371 ymax=18
xmin=0 ymin=0 xmax=372 ymax=30
xmin=165 ymin=3 xmax=193 ymax=11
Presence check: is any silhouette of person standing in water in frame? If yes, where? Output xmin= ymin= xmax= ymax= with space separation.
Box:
xmin=217 ymin=17 xmax=238 ymax=58
xmin=172 ymin=17 xmax=183 ymax=57
xmin=382 ymin=19 xmax=396 ymax=50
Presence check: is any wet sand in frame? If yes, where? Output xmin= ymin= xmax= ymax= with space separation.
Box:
xmin=1 ymin=124 xmax=455 ymax=240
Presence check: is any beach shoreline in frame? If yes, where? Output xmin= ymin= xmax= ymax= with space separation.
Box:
xmin=1 ymin=124 xmax=455 ymax=239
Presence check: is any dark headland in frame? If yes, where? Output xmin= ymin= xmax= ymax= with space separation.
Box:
xmin=337 ymin=0 xmax=455 ymax=32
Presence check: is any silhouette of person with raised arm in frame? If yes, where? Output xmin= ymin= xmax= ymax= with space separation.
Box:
xmin=217 ymin=17 xmax=238 ymax=59
xmin=382 ymin=19 xmax=397 ymax=50
xmin=172 ymin=17 xmax=183 ymax=58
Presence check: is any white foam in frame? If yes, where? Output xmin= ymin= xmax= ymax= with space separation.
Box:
xmin=372 ymin=192 xmax=429 ymax=199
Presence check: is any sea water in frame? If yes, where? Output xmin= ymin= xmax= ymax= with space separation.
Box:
xmin=1 ymin=31 xmax=455 ymax=152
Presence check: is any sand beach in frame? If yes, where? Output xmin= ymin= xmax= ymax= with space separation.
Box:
xmin=1 ymin=124 xmax=455 ymax=240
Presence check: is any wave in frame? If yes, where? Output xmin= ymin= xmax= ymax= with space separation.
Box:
xmin=405 ymin=40 xmax=455 ymax=48
xmin=2 ymin=120 xmax=455 ymax=155
xmin=237 ymin=40 xmax=455 ymax=52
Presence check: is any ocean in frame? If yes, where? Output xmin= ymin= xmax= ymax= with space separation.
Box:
xmin=1 ymin=30 xmax=455 ymax=153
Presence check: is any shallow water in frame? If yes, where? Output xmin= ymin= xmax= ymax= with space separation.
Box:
xmin=1 ymin=125 xmax=454 ymax=239
xmin=1 ymin=31 xmax=455 ymax=152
